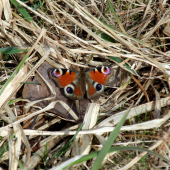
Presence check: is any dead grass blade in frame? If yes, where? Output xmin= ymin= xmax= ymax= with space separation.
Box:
xmin=72 ymin=103 xmax=99 ymax=157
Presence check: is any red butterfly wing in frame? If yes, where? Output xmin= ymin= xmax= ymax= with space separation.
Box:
xmin=50 ymin=69 xmax=78 ymax=87
xmin=88 ymin=67 xmax=112 ymax=85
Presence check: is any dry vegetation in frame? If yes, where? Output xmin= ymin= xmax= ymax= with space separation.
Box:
xmin=0 ymin=0 xmax=170 ymax=169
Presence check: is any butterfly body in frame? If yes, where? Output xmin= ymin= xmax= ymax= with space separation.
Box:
xmin=49 ymin=66 xmax=113 ymax=100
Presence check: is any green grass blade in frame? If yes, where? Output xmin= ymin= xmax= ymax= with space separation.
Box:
xmin=0 ymin=47 xmax=28 ymax=54
xmin=20 ymin=82 xmax=41 ymax=85
xmin=0 ymin=53 xmax=29 ymax=96
xmin=109 ymin=56 xmax=137 ymax=75
xmin=0 ymin=141 xmax=8 ymax=158
xmin=44 ymin=143 xmax=48 ymax=162
xmin=91 ymin=105 xmax=131 ymax=170
xmin=100 ymin=19 xmax=146 ymax=46
xmin=63 ymin=146 xmax=170 ymax=169
xmin=106 ymin=0 xmax=125 ymax=33
xmin=8 ymin=98 xmax=28 ymax=105
xmin=100 ymin=33 xmax=116 ymax=43
xmin=10 ymin=0 xmax=34 ymax=23
xmin=17 ymin=159 xmax=24 ymax=170
xmin=39 ymin=0 xmax=43 ymax=11
xmin=48 ymin=123 xmax=84 ymax=162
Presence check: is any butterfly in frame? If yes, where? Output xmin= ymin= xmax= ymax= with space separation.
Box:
xmin=49 ymin=66 xmax=113 ymax=100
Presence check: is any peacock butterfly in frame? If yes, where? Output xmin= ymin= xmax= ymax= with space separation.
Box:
xmin=49 ymin=66 xmax=113 ymax=100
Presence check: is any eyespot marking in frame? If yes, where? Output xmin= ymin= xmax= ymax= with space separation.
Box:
xmin=66 ymin=86 xmax=74 ymax=94
xmin=51 ymin=69 xmax=63 ymax=78
xmin=93 ymin=82 xmax=104 ymax=92
xmin=64 ymin=84 xmax=75 ymax=96
xmin=101 ymin=66 xmax=112 ymax=75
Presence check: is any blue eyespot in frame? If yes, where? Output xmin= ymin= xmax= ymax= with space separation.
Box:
xmin=96 ymin=84 xmax=102 ymax=91
xmin=66 ymin=87 xmax=74 ymax=94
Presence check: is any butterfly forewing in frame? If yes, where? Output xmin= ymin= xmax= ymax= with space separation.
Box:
xmin=85 ymin=67 xmax=113 ymax=100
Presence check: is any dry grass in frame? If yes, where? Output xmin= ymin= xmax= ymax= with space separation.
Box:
xmin=0 ymin=0 xmax=170 ymax=169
